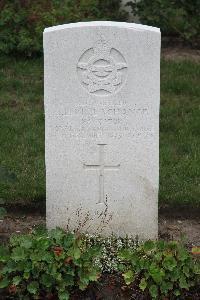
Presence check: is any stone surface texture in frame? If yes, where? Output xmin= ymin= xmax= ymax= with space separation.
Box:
xmin=44 ymin=21 xmax=161 ymax=239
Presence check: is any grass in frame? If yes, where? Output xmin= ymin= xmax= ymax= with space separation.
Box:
xmin=160 ymin=60 xmax=200 ymax=208
xmin=0 ymin=55 xmax=199 ymax=209
xmin=0 ymin=56 xmax=44 ymax=206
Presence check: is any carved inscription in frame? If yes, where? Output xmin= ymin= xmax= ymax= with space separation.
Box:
xmin=83 ymin=144 xmax=120 ymax=204
xmin=77 ymin=39 xmax=127 ymax=95
xmin=50 ymin=101 xmax=154 ymax=140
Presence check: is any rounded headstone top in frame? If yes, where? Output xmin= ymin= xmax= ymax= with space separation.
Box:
xmin=44 ymin=21 xmax=160 ymax=34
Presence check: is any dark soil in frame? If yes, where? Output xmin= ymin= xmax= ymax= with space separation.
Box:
xmin=162 ymin=47 xmax=200 ymax=62
xmin=71 ymin=274 xmax=149 ymax=300
xmin=0 ymin=212 xmax=199 ymax=247
xmin=72 ymin=273 xmax=200 ymax=300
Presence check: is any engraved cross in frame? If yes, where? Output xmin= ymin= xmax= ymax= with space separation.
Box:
xmin=83 ymin=144 xmax=120 ymax=204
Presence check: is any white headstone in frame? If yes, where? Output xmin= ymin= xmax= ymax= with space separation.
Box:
xmin=44 ymin=21 xmax=160 ymax=239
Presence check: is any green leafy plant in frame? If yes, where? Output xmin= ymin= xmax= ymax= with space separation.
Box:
xmin=0 ymin=228 xmax=101 ymax=299
xmin=127 ymin=0 xmax=200 ymax=47
xmin=0 ymin=0 xmax=127 ymax=56
xmin=119 ymin=240 xmax=200 ymax=299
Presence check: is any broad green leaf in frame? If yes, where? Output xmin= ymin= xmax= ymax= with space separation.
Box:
xmin=65 ymin=267 xmax=75 ymax=277
xmin=58 ymin=291 xmax=70 ymax=300
xmin=22 ymin=261 xmax=31 ymax=273
xmin=162 ymin=255 xmax=177 ymax=271
xmin=183 ymin=265 xmax=190 ymax=277
xmin=179 ymin=276 xmax=189 ymax=290
xmin=38 ymin=238 xmax=50 ymax=250
xmin=50 ymin=228 xmax=65 ymax=243
xmin=63 ymin=274 xmax=74 ymax=286
xmin=149 ymin=285 xmax=158 ymax=299
xmin=21 ymin=238 xmax=33 ymax=249
xmin=193 ymin=263 xmax=200 ymax=275
xmin=11 ymin=247 xmax=26 ymax=261
xmin=88 ymin=245 xmax=102 ymax=257
xmin=170 ymin=268 xmax=179 ymax=281
xmin=154 ymin=252 xmax=162 ymax=261
xmin=88 ymin=270 xmax=99 ymax=281
xmin=27 ymin=281 xmax=39 ymax=294
xmin=157 ymin=240 xmax=166 ymax=251
xmin=149 ymin=263 xmax=165 ymax=284
xmin=78 ymin=280 xmax=88 ymax=291
xmin=174 ymin=289 xmax=181 ymax=296
xmin=160 ymin=281 xmax=173 ymax=295
xmin=30 ymin=252 xmax=43 ymax=262
xmin=33 ymin=224 xmax=47 ymax=235
xmin=41 ymin=252 xmax=53 ymax=262
xmin=168 ymin=241 xmax=178 ymax=249
xmin=55 ymin=273 xmax=62 ymax=281
xmin=2 ymin=260 xmax=17 ymax=274
xmin=41 ymin=274 xmax=54 ymax=287
xmin=139 ymin=258 xmax=147 ymax=269
xmin=13 ymin=276 xmax=21 ymax=285
xmin=0 ymin=278 xmax=10 ymax=288
xmin=117 ymin=263 xmax=126 ymax=272
xmin=23 ymin=272 xmax=30 ymax=280
xmin=177 ymin=246 xmax=189 ymax=261
xmin=122 ymin=270 xmax=134 ymax=285
xmin=139 ymin=278 xmax=147 ymax=291
xmin=10 ymin=235 xmax=21 ymax=247
xmin=63 ymin=233 xmax=75 ymax=248
xmin=143 ymin=240 xmax=155 ymax=252
xmin=57 ymin=281 xmax=67 ymax=292
xmin=118 ymin=249 xmax=132 ymax=260
xmin=73 ymin=247 xmax=81 ymax=260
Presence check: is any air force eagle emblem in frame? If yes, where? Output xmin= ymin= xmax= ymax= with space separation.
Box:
xmin=77 ymin=39 xmax=127 ymax=95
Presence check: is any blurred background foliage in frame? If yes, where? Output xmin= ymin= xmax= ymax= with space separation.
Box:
xmin=0 ymin=0 xmax=127 ymax=56
xmin=0 ymin=0 xmax=199 ymax=56
xmin=127 ymin=0 xmax=200 ymax=48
